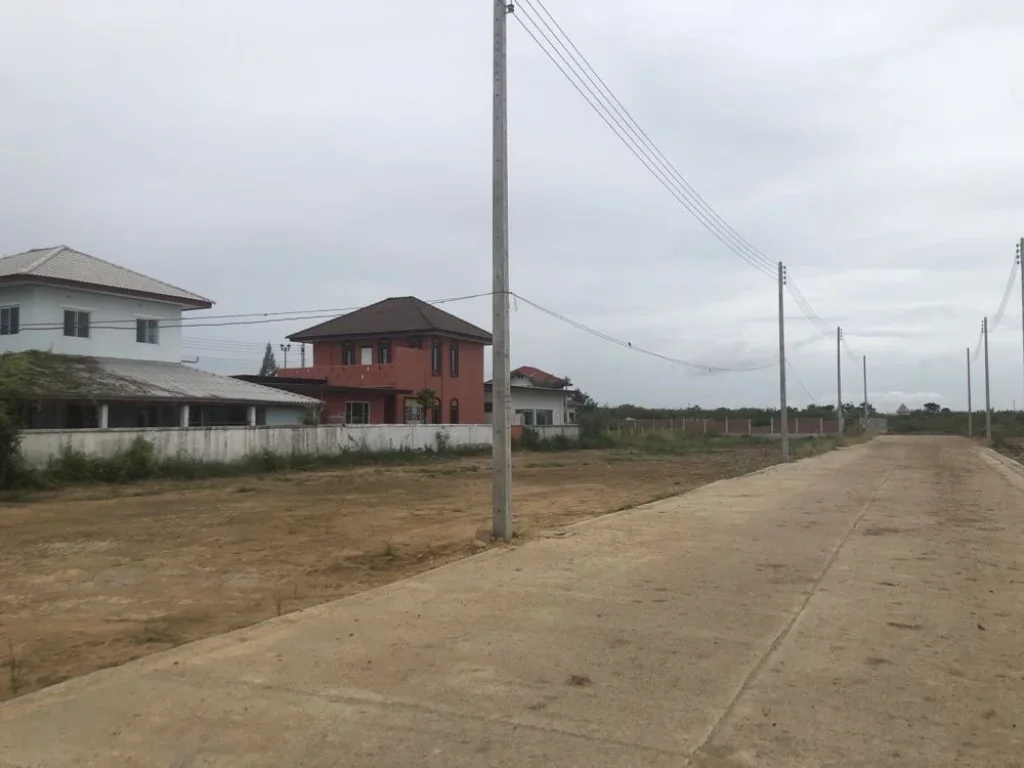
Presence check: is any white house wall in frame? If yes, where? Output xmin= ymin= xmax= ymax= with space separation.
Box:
xmin=0 ymin=284 xmax=184 ymax=363
xmin=484 ymin=386 xmax=569 ymax=426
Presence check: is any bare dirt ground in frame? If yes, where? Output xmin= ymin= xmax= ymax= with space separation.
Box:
xmin=0 ymin=445 xmax=780 ymax=701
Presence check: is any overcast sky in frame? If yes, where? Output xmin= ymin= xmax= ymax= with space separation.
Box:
xmin=3 ymin=0 xmax=1024 ymax=412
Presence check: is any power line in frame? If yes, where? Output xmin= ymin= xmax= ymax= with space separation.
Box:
xmin=11 ymin=292 xmax=495 ymax=332
xmin=511 ymin=0 xmax=775 ymax=278
xmin=785 ymin=277 xmax=837 ymax=339
xmin=971 ymin=255 xmax=1018 ymax=360
xmin=512 ymin=0 xmax=845 ymax=346
xmin=988 ymin=256 xmax=1019 ymax=332
xmin=512 ymin=291 xmax=778 ymax=374
xmin=786 ymin=360 xmax=817 ymax=403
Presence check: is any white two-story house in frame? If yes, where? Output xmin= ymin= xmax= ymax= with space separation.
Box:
xmin=0 ymin=245 xmax=317 ymax=429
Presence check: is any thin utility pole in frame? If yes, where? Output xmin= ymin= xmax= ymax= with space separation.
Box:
xmin=966 ymin=346 xmax=973 ymax=437
xmin=300 ymin=343 xmax=306 ymax=368
xmin=862 ymin=355 xmax=868 ymax=423
xmin=491 ymin=0 xmax=513 ymax=541
xmin=836 ymin=326 xmax=844 ymax=436
xmin=1018 ymin=238 xmax=1023 ymax=409
xmin=984 ymin=317 xmax=992 ymax=443
xmin=778 ymin=262 xmax=789 ymax=461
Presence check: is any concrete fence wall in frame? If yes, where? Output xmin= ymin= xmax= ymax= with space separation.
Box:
xmin=18 ymin=423 xmax=582 ymax=469
xmin=609 ymin=417 xmax=841 ymax=438
xmin=531 ymin=425 xmax=580 ymax=441
xmin=18 ymin=424 xmax=492 ymax=469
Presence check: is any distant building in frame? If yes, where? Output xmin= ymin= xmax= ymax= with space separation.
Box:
xmin=280 ymin=296 xmax=492 ymax=425
xmin=896 ymin=403 xmax=911 ymax=416
xmin=484 ymin=366 xmax=576 ymax=427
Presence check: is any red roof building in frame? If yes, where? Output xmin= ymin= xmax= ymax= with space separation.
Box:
xmin=278 ymin=297 xmax=491 ymax=425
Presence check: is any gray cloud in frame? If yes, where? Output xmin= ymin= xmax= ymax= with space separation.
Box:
xmin=2 ymin=0 xmax=1024 ymax=412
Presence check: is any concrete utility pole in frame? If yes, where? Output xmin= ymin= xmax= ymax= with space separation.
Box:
xmin=836 ymin=326 xmax=844 ymax=436
xmin=862 ymin=355 xmax=868 ymax=423
xmin=778 ymin=262 xmax=789 ymax=461
xmin=491 ymin=0 xmax=513 ymax=541
xmin=1018 ymin=238 xmax=1023 ymax=409
xmin=279 ymin=343 xmax=291 ymax=369
xmin=966 ymin=346 xmax=973 ymax=437
xmin=983 ymin=317 xmax=992 ymax=443
xmin=300 ymin=343 xmax=306 ymax=368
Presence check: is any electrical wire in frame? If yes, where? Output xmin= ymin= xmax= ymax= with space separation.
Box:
xmin=970 ymin=254 xmax=1018 ymax=360
xmin=988 ymin=257 xmax=1019 ymax=332
xmin=11 ymin=291 xmax=495 ymax=332
xmin=511 ymin=1 xmax=775 ymax=279
xmin=785 ymin=277 xmax=837 ymax=339
xmin=511 ymin=291 xmax=778 ymax=374
xmin=786 ymin=360 xmax=817 ymax=403
xmin=512 ymin=0 xmax=844 ymax=341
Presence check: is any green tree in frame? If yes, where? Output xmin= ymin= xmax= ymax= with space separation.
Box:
xmin=259 ymin=343 xmax=278 ymax=377
xmin=923 ymin=402 xmax=941 ymax=414
xmin=415 ymin=388 xmax=437 ymax=423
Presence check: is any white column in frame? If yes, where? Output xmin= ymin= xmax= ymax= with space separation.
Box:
xmin=247 ymin=405 xmax=257 ymax=426
xmin=180 ymin=404 xmax=190 ymax=428
xmin=99 ymin=403 xmax=109 ymax=429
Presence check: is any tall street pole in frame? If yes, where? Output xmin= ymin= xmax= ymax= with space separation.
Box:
xmin=778 ymin=262 xmax=789 ymax=461
xmin=984 ymin=317 xmax=992 ymax=443
xmin=862 ymin=355 xmax=868 ymax=423
xmin=491 ymin=0 xmax=513 ymax=540
xmin=966 ymin=346 xmax=973 ymax=437
xmin=836 ymin=326 xmax=843 ymax=436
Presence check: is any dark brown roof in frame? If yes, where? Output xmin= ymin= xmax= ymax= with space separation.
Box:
xmin=288 ymin=296 xmax=492 ymax=344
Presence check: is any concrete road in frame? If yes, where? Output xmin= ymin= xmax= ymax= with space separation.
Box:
xmin=2 ymin=437 xmax=1022 ymax=767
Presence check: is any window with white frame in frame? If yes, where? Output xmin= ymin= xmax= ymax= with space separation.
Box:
xmin=63 ymin=310 xmax=90 ymax=338
xmin=345 ymin=401 xmax=370 ymax=424
xmin=0 ymin=306 xmax=19 ymax=336
xmin=136 ymin=318 xmax=159 ymax=344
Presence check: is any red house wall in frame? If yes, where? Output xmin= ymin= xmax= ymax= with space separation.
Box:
xmin=304 ymin=335 xmax=486 ymax=424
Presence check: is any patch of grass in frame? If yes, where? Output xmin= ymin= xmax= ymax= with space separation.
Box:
xmin=6 ymin=438 xmax=492 ymax=492
xmin=233 ymin=485 xmax=258 ymax=494
xmin=381 ymin=540 xmax=396 ymax=558
xmin=6 ymin=640 xmax=24 ymax=696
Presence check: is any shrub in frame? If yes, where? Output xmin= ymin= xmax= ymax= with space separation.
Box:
xmin=0 ymin=407 xmax=31 ymax=490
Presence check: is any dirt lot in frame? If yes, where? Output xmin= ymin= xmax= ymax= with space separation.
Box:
xmin=0 ymin=445 xmax=781 ymax=701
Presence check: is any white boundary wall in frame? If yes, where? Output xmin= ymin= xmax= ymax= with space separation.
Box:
xmin=18 ymin=424 xmax=505 ymax=468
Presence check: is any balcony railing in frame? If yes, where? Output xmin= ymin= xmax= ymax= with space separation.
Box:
xmin=278 ymin=362 xmax=400 ymax=389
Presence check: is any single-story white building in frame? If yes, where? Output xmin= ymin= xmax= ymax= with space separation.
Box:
xmin=484 ymin=365 xmax=575 ymax=427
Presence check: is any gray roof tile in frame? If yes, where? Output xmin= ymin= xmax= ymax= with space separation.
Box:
xmin=0 ymin=246 xmax=212 ymax=307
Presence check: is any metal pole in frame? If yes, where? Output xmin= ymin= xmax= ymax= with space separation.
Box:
xmin=300 ymin=344 xmax=306 ymax=368
xmin=836 ymin=326 xmax=843 ymax=436
xmin=491 ymin=0 xmax=513 ymax=541
xmin=862 ymin=355 xmax=868 ymax=423
xmin=984 ymin=317 xmax=992 ymax=443
xmin=966 ymin=346 xmax=973 ymax=437
xmin=778 ymin=262 xmax=789 ymax=461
